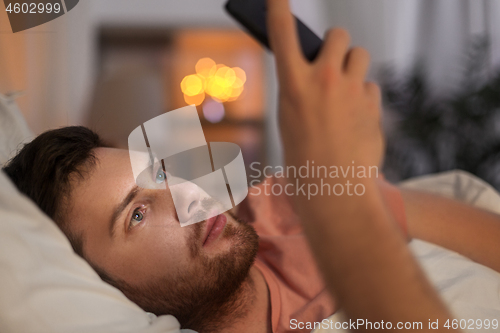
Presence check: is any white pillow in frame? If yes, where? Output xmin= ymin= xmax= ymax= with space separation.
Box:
xmin=0 ymin=94 xmax=194 ymax=333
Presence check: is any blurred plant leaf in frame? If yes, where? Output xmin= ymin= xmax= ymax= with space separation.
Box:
xmin=380 ymin=34 xmax=500 ymax=189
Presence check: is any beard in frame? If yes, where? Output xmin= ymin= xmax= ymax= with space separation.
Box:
xmin=108 ymin=211 xmax=260 ymax=333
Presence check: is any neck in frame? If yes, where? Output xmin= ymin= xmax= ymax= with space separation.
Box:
xmin=219 ymin=265 xmax=272 ymax=333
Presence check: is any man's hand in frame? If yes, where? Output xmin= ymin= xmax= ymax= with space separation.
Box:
xmin=266 ymin=0 xmax=384 ymax=170
xmin=265 ymin=1 xmax=458 ymax=330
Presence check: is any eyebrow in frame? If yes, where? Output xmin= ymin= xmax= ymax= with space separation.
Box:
xmin=109 ymin=185 xmax=141 ymax=238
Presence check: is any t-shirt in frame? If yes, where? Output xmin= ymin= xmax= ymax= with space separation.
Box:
xmin=237 ymin=177 xmax=407 ymax=333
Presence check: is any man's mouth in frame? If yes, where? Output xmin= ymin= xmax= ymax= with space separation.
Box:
xmin=202 ymin=213 xmax=228 ymax=247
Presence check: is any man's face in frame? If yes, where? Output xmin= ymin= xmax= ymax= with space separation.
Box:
xmin=68 ymin=147 xmax=259 ymax=329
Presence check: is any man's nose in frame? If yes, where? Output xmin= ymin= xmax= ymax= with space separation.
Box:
xmin=169 ymin=180 xmax=201 ymax=224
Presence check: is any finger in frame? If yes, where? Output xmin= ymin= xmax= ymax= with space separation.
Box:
xmin=365 ymin=81 xmax=382 ymax=107
xmin=345 ymin=47 xmax=370 ymax=79
xmin=266 ymin=0 xmax=305 ymax=79
xmin=317 ymin=28 xmax=350 ymax=69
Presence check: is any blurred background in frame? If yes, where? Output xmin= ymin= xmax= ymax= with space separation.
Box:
xmin=1 ymin=0 xmax=500 ymax=186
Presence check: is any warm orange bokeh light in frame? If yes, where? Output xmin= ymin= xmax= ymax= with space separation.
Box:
xmin=233 ymin=67 xmax=246 ymax=83
xmin=181 ymin=57 xmax=246 ymax=105
xmin=195 ymin=57 xmax=217 ymax=78
xmin=181 ymin=74 xmax=204 ymax=96
xmin=183 ymin=91 xmax=206 ymax=106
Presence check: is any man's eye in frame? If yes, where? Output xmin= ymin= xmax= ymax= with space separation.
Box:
xmin=129 ymin=209 xmax=144 ymax=229
xmin=155 ymin=168 xmax=167 ymax=184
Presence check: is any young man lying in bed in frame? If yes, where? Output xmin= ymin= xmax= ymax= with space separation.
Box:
xmin=4 ymin=28 xmax=500 ymax=333
xmin=4 ymin=129 xmax=500 ymax=333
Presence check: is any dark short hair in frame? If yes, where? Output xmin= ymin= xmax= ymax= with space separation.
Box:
xmin=2 ymin=126 xmax=107 ymax=256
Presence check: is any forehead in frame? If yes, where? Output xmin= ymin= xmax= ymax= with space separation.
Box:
xmin=68 ymin=148 xmax=139 ymax=224
xmin=89 ymin=147 xmax=139 ymax=189
xmin=84 ymin=147 xmax=156 ymax=189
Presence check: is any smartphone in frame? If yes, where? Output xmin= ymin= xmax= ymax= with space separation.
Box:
xmin=225 ymin=0 xmax=323 ymax=62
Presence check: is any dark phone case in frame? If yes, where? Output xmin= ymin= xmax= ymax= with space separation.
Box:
xmin=225 ymin=0 xmax=323 ymax=62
